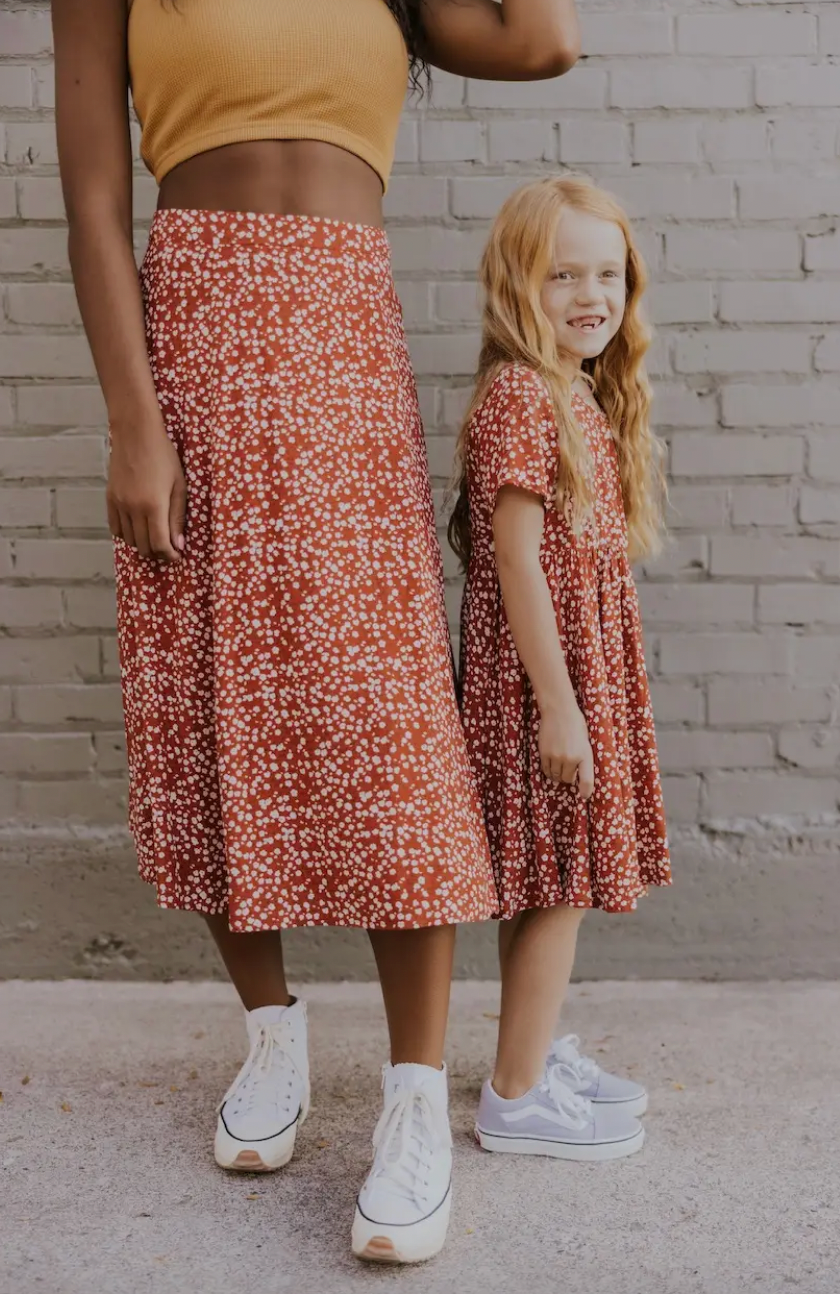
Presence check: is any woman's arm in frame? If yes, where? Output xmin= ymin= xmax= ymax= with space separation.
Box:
xmin=421 ymin=0 xmax=581 ymax=80
xmin=493 ymin=486 xmax=594 ymax=797
xmin=52 ymin=0 xmax=185 ymax=562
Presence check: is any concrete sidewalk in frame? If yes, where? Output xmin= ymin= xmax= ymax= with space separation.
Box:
xmin=1 ymin=981 xmax=837 ymax=1294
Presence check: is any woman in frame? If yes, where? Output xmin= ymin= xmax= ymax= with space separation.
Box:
xmin=51 ymin=0 xmax=580 ymax=1265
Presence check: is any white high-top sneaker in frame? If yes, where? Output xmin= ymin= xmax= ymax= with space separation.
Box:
xmin=214 ymin=1000 xmax=310 ymax=1172
xmin=351 ymin=1063 xmax=453 ymax=1265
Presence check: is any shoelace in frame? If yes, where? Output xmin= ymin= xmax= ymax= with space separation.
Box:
xmin=539 ymin=1063 xmax=594 ymax=1129
xmin=368 ymin=1079 xmax=452 ymax=1211
xmin=548 ymin=1033 xmax=600 ymax=1091
xmin=220 ymin=1021 xmax=302 ymax=1117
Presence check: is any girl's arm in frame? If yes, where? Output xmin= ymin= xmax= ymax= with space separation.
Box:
xmin=421 ymin=0 xmax=581 ymax=80
xmin=493 ymin=486 xmax=594 ymax=797
xmin=52 ymin=0 xmax=185 ymax=562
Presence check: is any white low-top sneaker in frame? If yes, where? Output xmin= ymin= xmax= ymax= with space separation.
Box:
xmin=352 ymin=1062 xmax=453 ymax=1265
xmin=548 ymin=1034 xmax=648 ymax=1118
xmin=214 ymin=1000 xmax=310 ymax=1172
xmin=475 ymin=1063 xmax=644 ymax=1161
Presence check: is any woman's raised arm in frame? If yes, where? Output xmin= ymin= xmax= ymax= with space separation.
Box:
xmin=420 ymin=0 xmax=581 ymax=81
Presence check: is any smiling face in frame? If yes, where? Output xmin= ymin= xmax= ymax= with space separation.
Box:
xmin=539 ymin=206 xmax=628 ymax=367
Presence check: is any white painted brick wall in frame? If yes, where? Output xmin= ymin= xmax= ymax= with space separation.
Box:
xmin=1 ymin=0 xmax=839 ymax=829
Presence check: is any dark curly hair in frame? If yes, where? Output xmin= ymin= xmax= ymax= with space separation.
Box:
xmin=384 ymin=0 xmax=430 ymax=92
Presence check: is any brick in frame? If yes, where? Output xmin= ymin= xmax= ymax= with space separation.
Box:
xmin=720 ymin=282 xmax=840 ymax=325
xmin=5 ymin=122 xmax=59 ymax=167
xmin=383 ymin=178 xmax=448 ymax=220
xmin=16 ymin=779 xmax=128 ymax=826
xmin=648 ymin=283 xmax=714 ymax=326
xmin=710 ymin=537 xmax=840 ymax=579
xmin=815 ymin=334 xmax=840 ymax=372
xmin=799 ymin=489 xmax=840 ymax=525
xmin=64 ymin=588 xmax=117 ymax=630
xmin=0 ymin=10 xmax=53 ymax=55
xmin=13 ymin=539 xmax=114 ymax=581
xmin=666 ymin=229 xmax=800 ymax=275
xmin=389 ymin=227 xmax=487 ymax=275
xmin=94 ymin=731 xmax=127 ymax=775
xmin=0 ymin=586 xmax=63 ymax=629
xmin=417 ymin=386 xmax=436 ymax=428
xmin=652 ymin=385 xmax=717 ymax=430
xmin=649 ymin=682 xmax=704 ymax=724
xmin=678 ymin=13 xmax=816 ymax=56
xmin=778 ymin=729 xmax=840 ymax=771
xmin=661 ymin=775 xmax=701 ymax=824
xmin=393 ymin=120 xmax=418 ymax=165
xmin=660 ymin=631 xmax=793 ymax=678
xmin=796 ymin=636 xmax=840 ymax=684
xmin=0 ymin=228 xmax=68 ymax=275
xmin=101 ymin=636 xmax=121 ymax=679
xmin=610 ymin=64 xmax=752 ymax=110
xmin=805 ymin=231 xmax=840 ymax=272
xmin=0 ymin=64 xmax=33 ymax=108
xmin=408 ymin=333 xmax=479 ymax=377
xmin=643 ymin=535 xmax=708 ymax=578
xmin=34 ymin=65 xmax=55 ymax=110
xmin=582 ymin=13 xmax=673 ymax=55
xmin=757 ymin=62 xmax=840 ymax=108
xmin=704 ymin=774 xmax=838 ymax=821
xmin=394 ymin=282 xmax=430 ymax=327
xmin=667 ymin=486 xmax=729 ymax=531
xmin=15 ymin=683 xmax=123 ymax=726
xmin=772 ymin=120 xmax=838 ymax=164
xmin=16 ymin=177 xmax=66 ymax=221
xmin=0 ymin=636 xmax=100 ymax=684
xmin=709 ymin=682 xmax=832 ymax=727
xmin=633 ymin=120 xmax=700 ymax=165
xmin=0 ymin=388 xmax=14 ymax=427
xmin=419 ymin=121 xmax=483 ymax=163
xmin=758 ymin=585 xmax=840 ymax=626
xmin=0 ymin=435 xmax=106 ymax=481
xmin=607 ymin=174 xmax=734 ymax=220
xmin=739 ymin=178 xmax=840 ymax=220
xmin=674 ymin=332 xmax=811 ymax=376
xmin=488 ymin=120 xmax=555 ymax=164
xmin=559 ymin=120 xmax=629 ymax=165
xmin=0 ymin=178 xmax=15 ymax=219
xmin=5 ymin=284 xmax=81 ymax=327
xmin=821 ymin=10 xmax=840 ymax=54
xmin=671 ymin=434 xmax=803 ymax=479
xmin=424 ymin=71 xmax=465 ymax=111
xmin=16 ymin=385 xmax=106 ymax=428
xmin=467 ymin=69 xmax=607 ymax=111
xmin=450 ymin=176 xmax=525 ymax=220
xmin=0 ymin=486 xmax=52 ymax=528
xmin=441 ymin=387 xmax=472 ymax=432
xmin=731 ymin=485 xmax=796 ymax=528
xmin=426 ymin=434 xmax=458 ymax=479
xmin=0 ymin=734 xmax=94 ymax=776
xmin=0 ymin=687 xmax=11 ymax=723
xmin=0 ymin=335 xmax=95 ymax=380
xmin=658 ymin=730 xmax=774 ymax=772
xmin=0 ymin=539 xmax=13 ymax=578
xmin=639 ymin=583 xmax=752 ymax=627
xmin=435 ymin=282 xmax=481 ymax=325
xmin=721 ymin=385 xmax=839 ymax=430
xmin=703 ymin=118 xmax=770 ymax=164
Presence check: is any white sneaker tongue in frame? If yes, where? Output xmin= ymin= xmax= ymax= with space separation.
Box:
xmin=385 ymin=1062 xmax=446 ymax=1100
xmin=247 ymin=1003 xmax=292 ymax=1035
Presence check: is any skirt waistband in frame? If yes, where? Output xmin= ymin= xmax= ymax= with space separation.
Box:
xmin=148 ymin=208 xmax=391 ymax=260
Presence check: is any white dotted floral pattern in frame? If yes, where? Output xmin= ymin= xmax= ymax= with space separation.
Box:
xmin=116 ymin=210 xmax=496 ymax=932
xmin=459 ymin=364 xmax=672 ymax=916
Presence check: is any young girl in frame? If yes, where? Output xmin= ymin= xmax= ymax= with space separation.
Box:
xmin=450 ymin=176 xmax=672 ymax=1160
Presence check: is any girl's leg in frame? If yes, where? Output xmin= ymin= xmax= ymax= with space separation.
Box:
xmin=493 ymin=905 xmax=585 ymax=1098
xmin=367 ymin=925 xmax=456 ymax=1068
xmin=204 ymin=914 xmax=292 ymax=1010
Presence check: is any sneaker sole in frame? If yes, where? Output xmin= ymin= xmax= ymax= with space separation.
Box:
xmin=351 ymin=1191 xmax=452 ymax=1265
xmin=214 ymin=1091 xmax=310 ymax=1173
xmin=593 ymin=1092 xmax=648 ymax=1119
xmin=474 ymin=1123 xmax=645 ymax=1162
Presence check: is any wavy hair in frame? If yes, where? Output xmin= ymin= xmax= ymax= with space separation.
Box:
xmin=448 ymin=176 xmax=666 ymax=567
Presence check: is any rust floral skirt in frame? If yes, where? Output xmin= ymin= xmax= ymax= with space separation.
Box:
xmin=115 ymin=210 xmax=495 ymax=932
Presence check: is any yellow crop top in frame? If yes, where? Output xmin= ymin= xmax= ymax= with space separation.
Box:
xmin=127 ymin=0 xmax=409 ymax=190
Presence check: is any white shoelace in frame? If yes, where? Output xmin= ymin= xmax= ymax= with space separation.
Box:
xmin=539 ymin=1063 xmax=594 ymax=1129
xmin=220 ymin=1021 xmax=302 ymax=1118
xmin=368 ymin=1081 xmax=452 ymax=1211
xmin=548 ymin=1034 xmax=601 ymax=1091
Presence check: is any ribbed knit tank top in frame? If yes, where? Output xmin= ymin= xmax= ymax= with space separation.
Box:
xmin=127 ymin=0 xmax=409 ymax=191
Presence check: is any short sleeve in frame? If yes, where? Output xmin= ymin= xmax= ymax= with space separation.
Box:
xmin=473 ymin=366 xmax=558 ymax=506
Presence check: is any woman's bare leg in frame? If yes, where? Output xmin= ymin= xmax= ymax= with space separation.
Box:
xmin=368 ymin=925 xmax=456 ymax=1069
xmin=204 ymin=914 xmax=291 ymax=1010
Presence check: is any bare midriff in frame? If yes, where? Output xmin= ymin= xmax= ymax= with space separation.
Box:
xmin=156 ymin=139 xmax=386 ymax=227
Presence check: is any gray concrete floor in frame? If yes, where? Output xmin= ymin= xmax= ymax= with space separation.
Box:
xmin=1 ymin=980 xmax=837 ymax=1294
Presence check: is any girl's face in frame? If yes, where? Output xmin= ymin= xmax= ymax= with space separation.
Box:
xmin=540 ymin=208 xmax=627 ymax=365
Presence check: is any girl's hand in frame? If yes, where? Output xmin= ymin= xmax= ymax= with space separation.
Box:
xmin=107 ymin=422 xmax=187 ymax=563
xmin=539 ymin=701 xmax=595 ymax=799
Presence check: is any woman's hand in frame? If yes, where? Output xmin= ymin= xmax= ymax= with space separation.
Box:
xmin=107 ymin=422 xmax=187 ymax=563
xmin=539 ymin=701 xmax=595 ymax=799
